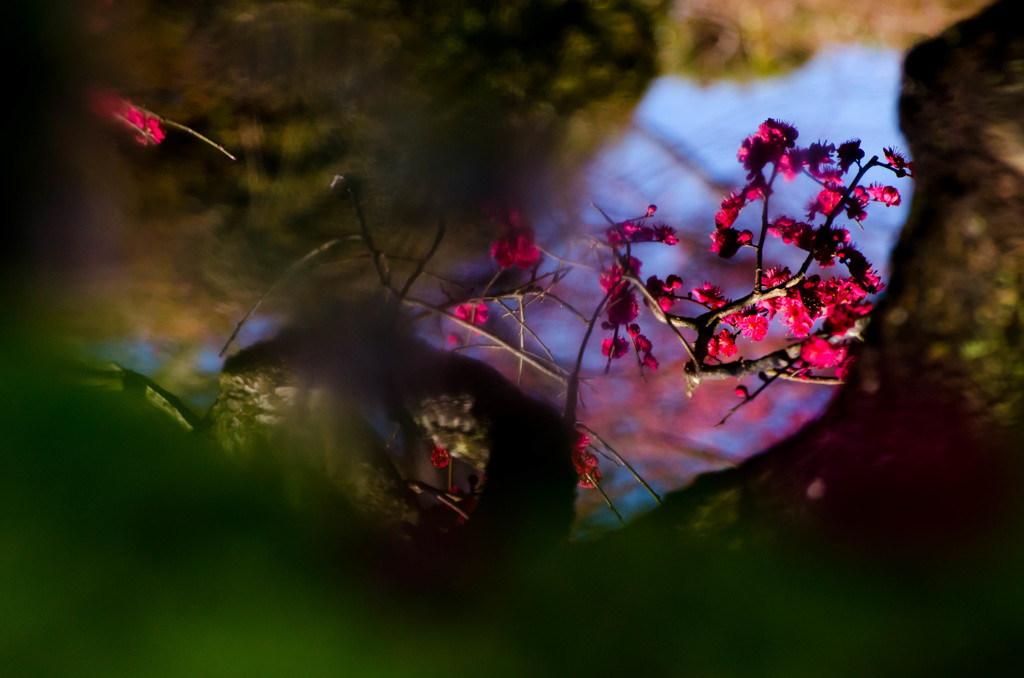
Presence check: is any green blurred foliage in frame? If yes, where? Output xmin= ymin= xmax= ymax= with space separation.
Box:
xmin=5 ymin=330 xmax=1024 ymax=676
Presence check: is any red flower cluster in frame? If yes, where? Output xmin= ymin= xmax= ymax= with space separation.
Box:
xmin=599 ymin=260 xmax=659 ymax=369
xmin=454 ymin=302 xmax=488 ymax=326
xmin=736 ymin=118 xmax=798 ymax=179
xmin=430 ymin=445 xmax=450 ymax=468
xmin=722 ymin=307 xmax=769 ymax=341
xmin=490 ymin=211 xmax=541 ymax=269
xmin=627 ymin=323 xmax=658 ymax=371
xmin=93 ymin=91 xmax=165 ymax=146
xmin=707 ymin=330 xmax=737 ymax=359
xmin=605 ymin=220 xmax=679 ymax=246
xmin=571 ymin=428 xmax=602 ymax=489
xmin=754 ymin=266 xmax=881 ymax=340
xmin=645 ymin=274 xmax=682 ymax=313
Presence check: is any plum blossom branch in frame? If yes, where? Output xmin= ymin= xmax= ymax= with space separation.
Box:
xmin=403 ymin=296 xmax=570 ymax=384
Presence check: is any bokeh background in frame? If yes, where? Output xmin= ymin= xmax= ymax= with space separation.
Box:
xmin=5 ymin=1 xmax=1005 ymax=675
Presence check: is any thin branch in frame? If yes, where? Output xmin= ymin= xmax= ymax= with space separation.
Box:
xmin=403 ymin=296 xmax=569 ymax=384
xmin=579 ymin=424 xmax=662 ymax=505
xmin=334 ymin=175 xmax=392 ymax=294
xmin=564 ymin=286 xmax=615 ymax=423
xmin=633 ymin=120 xmax=736 ymax=196
xmin=535 ymin=244 xmax=598 ymax=271
xmin=219 ymin=237 xmax=348 ymax=356
xmin=494 ymin=299 xmax=557 ymax=364
xmin=398 ymin=217 xmax=446 ymax=299
xmin=754 ymin=166 xmax=780 ymax=292
xmin=408 ymin=481 xmax=471 ymax=521
xmin=159 ymin=118 xmax=238 ymax=161
xmin=623 ymin=272 xmax=701 ymax=368
xmin=776 ymin=373 xmax=844 ymax=385
xmin=716 ymin=357 xmax=793 ymax=427
xmin=796 ymin=156 xmax=879 ymax=278
xmin=590 ymin=476 xmax=626 ymax=526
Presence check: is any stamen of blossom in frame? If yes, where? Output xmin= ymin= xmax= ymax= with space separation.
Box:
xmin=883 ymin=147 xmax=915 ymax=178
xmin=733 ymin=312 xmax=769 ymax=341
xmin=653 ymin=224 xmax=678 ymax=245
xmin=691 ymin=282 xmax=728 ymax=309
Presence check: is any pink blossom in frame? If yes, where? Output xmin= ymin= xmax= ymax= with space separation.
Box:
xmin=768 ymin=216 xmax=813 ymax=249
xmin=812 ymin=227 xmax=851 ymax=267
xmin=806 ymin=184 xmax=844 ymax=220
xmin=715 ymin=189 xmax=746 ymax=229
xmin=691 ymin=282 xmax=728 ymax=309
xmin=454 ymin=302 xmax=488 ymax=326
xmin=601 ymin=337 xmax=629 ymax=359
xmin=491 ymin=211 xmax=541 ymax=269
xmin=836 ymin=140 xmax=864 ymax=171
xmin=845 ymin=186 xmax=869 ymax=222
xmin=800 ymin=336 xmax=848 ymax=368
xmin=430 ymin=445 xmax=451 ymax=468
xmin=803 ymin=142 xmax=836 ymax=179
xmin=706 ymin=330 xmax=737 ymax=359
xmin=778 ymin=148 xmax=805 ymax=181
xmin=572 ymin=429 xmax=602 ymax=488
xmin=838 ymin=245 xmax=884 ymax=294
xmin=836 ymin=354 xmax=856 ymax=381
xmin=653 ymin=224 xmax=678 ymax=245
xmin=710 ymin=227 xmax=753 ymax=259
xmin=867 ymin=183 xmax=901 ymax=207
xmin=93 ymin=92 xmax=166 ymax=146
xmin=645 ymin=275 xmax=682 ymax=312
xmin=734 ymin=312 xmax=769 ymax=341
xmin=737 ymin=119 xmax=798 ymax=178
xmin=778 ymin=296 xmax=816 ymax=337
xmin=883 ymin=147 xmax=915 ymax=178
xmin=761 ymin=267 xmax=791 ymax=289
xmin=641 ymin=352 xmax=659 ymax=371
xmin=626 ymin=323 xmax=658 ymax=371
xmin=604 ymin=288 xmax=639 ymax=327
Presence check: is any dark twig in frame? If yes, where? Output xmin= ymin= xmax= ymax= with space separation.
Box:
xmin=579 ymin=424 xmax=662 ymax=505
xmin=219 ymin=237 xmax=348 ymax=357
xmin=398 ymin=217 xmax=446 ymax=299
